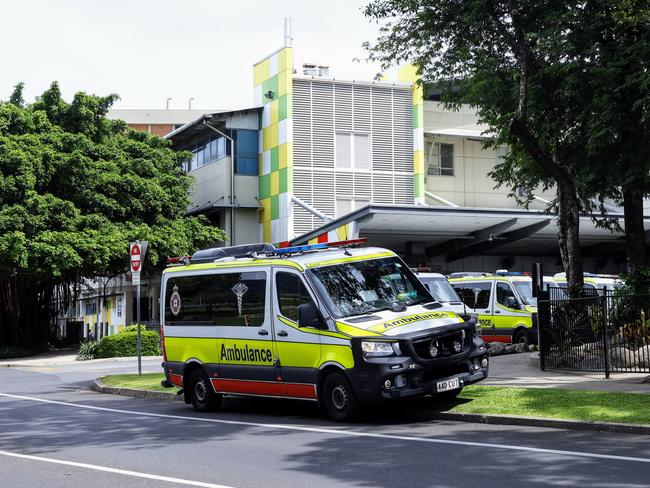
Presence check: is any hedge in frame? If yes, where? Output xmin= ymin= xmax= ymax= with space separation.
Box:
xmin=95 ymin=330 xmax=161 ymax=358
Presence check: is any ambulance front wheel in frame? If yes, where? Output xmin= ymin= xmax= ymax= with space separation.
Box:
xmin=322 ymin=372 xmax=360 ymax=422
xmin=189 ymin=369 xmax=222 ymax=412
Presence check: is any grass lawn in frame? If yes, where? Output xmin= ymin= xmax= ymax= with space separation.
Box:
xmin=101 ymin=373 xmax=169 ymax=392
xmin=449 ymin=385 xmax=650 ymax=425
xmin=99 ymin=373 xmax=650 ymax=425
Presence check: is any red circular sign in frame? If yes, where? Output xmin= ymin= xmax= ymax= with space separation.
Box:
xmin=130 ymin=244 xmax=141 ymax=273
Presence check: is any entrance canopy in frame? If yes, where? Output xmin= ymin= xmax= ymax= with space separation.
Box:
xmin=290 ymin=204 xmax=647 ymax=265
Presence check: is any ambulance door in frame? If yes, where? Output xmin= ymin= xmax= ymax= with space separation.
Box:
xmin=494 ymin=281 xmax=528 ymax=342
xmin=272 ymin=269 xmax=322 ymax=400
xmin=211 ymin=268 xmax=277 ymax=395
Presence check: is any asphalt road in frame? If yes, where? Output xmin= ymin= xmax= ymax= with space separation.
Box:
xmin=1 ymin=360 xmax=649 ymax=488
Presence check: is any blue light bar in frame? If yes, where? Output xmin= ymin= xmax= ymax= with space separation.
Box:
xmin=274 ymin=243 xmax=328 ymax=254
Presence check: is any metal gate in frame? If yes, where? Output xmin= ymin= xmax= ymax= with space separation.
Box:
xmin=538 ymin=288 xmax=650 ymax=376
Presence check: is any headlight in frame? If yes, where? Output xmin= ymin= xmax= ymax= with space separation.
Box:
xmin=361 ymin=341 xmax=395 ymax=357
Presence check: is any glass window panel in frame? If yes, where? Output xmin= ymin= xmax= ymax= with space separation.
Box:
xmin=427 ymin=142 xmax=441 ymax=176
xmin=165 ymin=272 xmax=267 ymax=327
xmin=236 ymin=158 xmax=258 ymax=175
xmin=276 ymin=272 xmax=316 ymax=322
xmin=209 ymin=138 xmax=217 ymax=163
xmin=496 ymin=282 xmax=516 ymax=306
xmin=453 ymin=282 xmax=492 ymax=309
xmin=236 ymin=130 xmax=258 ymax=159
xmin=217 ymin=137 xmax=225 ymax=160
xmin=336 ymin=132 xmax=351 ymax=168
xmin=440 ymin=143 xmax=454 ymax=176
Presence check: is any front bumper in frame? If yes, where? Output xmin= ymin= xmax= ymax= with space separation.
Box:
xmin=347 ymin=334 xmax=489 ymax=404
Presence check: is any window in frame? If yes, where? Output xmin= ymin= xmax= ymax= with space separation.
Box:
xmin=306 ymin=257 xmax=430 ymax=319
xmin=235 ymin=130 xmax=259 ymax=175
xmin=276 ymin=272 xmax=316 ymax=322
xmin=336 ymin=132 xmax=370 ymax=169
xmin=453 ymin=282 xmax=492 ymax=309
xmin=85 ymin=302 xmax=97 ymax=315
xmin=496 ymin=282 xmax=517 ymax=307
xmin=424 ymin=278 xmax=461 ymax=303
xmin=165 ymin=271 xmax=267 ymax=326
xmin=426 ymin=142 xmax=454 ymax=176
xmin=335 ymin=197 xmax=371 ymax=217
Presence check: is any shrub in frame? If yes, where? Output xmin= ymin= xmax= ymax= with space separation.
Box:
xmin=122 ymin=324 xmax=149 ymax=333
xmin=77 ymin=340 xmax=101 ymax=361
xmin=95 ymin=330 xmax=160 ymax=359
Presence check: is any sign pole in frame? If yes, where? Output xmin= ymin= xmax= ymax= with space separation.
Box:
xmin=137 ymin=281 xmax=141 ymax=376
xmin=130 ymin=240 xmax=147 ymax=377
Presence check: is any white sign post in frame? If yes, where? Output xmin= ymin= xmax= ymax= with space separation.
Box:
xmin=130 ymin=241 xmax=148 ymax=376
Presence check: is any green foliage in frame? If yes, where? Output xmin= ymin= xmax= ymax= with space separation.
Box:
xmin=619 ymin=268 xmax=650 ymax=296
xmin=101 ymin=372 xmax=169 ymax=392
xmin=95 ymin=330 xmax=160 ymax=359
xmin=0 ymin=82 xmax=225 ymax=348
xmin=122 ymin=324 xmax=148 ymax=333
xmin=364 ymin=1 xmax=650 ymax=292
xmin=77 ymin=340 xmax=100 ymax=361
xmin=451 ymin=385 xmax=650 ymax=425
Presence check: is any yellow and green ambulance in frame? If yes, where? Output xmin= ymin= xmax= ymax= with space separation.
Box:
xmin=449 ymin=272 xmax=538 ymax=345
xmin=160 ymin=240 xmax=488 ymax=421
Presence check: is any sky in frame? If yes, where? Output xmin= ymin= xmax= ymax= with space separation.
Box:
xmin=1 ymin=0 xmax=386 ymax=111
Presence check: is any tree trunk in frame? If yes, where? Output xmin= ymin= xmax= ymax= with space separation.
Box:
xmin=557 ymin=181 xmax=584 ymax=298
xmin=623 ymin=184 xmax=647 ymax=277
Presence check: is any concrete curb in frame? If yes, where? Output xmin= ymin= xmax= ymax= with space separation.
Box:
xmin=91 ymin=377 xmax=650 ymax=434
xmin=92 ymin=378 xmax=182 ymax=402
xmin=431 ymin=411 xmax=650 ymax=435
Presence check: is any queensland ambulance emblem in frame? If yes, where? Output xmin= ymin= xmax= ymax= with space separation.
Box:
xmin=169 ymin=285 xmax=181 ymax=316
xmin=231 ymin=282 xmax=248 ymax=316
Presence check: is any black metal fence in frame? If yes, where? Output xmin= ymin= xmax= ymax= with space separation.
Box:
xmin=538 ymin=288 xmax=650 ymax=376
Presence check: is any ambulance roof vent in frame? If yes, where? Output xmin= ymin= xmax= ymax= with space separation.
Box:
xmin=191 ymin=243 xmax=277 ymax=263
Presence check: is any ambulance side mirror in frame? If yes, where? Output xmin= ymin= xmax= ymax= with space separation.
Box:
xmin=298 ymin=303 xmax=323 ymax=328
xmin=505 ymin=296 xmax=520 ymax=310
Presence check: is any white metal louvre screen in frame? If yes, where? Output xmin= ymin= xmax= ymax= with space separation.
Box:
xmin=292 ymin=78 xmax=414 ymax=236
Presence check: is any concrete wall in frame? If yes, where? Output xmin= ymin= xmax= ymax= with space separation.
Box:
xmin=423 ymin=102 xmax=556 ymax=210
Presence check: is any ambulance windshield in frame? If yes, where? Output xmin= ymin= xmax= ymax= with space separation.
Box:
xmin=307 ymin=257 xmax=433 ymax=319
xmin=513 ymin=281 xmax=537 ymax=306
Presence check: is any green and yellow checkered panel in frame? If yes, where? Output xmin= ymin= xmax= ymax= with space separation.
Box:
xmin=381 ymin=64 xmax=425 ymax=205
xmin=254 ymin=47 xmax=294 ymax=244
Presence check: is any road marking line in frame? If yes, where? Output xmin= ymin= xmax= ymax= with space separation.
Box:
xmin=0 ymin=449 xmax=233 ymax=488
xmin=1 ymin=392 xmax=649 ymax=464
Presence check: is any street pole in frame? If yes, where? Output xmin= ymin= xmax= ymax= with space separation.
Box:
xmin=130 ymin=240 xmax=147 ymax=377
xmin=137 ymin=281 xmax=141 ymax=376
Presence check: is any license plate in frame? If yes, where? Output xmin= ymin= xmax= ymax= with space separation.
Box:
xmin=436 ymin=377 xmax=460 ymax=392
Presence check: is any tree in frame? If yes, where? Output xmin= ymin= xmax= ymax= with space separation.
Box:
xmin=582 ymin=5 xmax=650 ymax=285
xmin=365 ymin=1 xmax=648 ymax=296
xmin=0 ymin=82 xmax=225 ymax=349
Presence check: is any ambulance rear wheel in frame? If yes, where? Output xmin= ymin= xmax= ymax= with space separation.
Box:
xmin=322 ymin=372 xmax=359 ymax=422
xmin=189 ymin=369 xmax=222 ymax=412
xmin=513 ymin=329 xmax=530 ymax=346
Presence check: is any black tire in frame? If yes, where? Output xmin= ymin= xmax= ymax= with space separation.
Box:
xmin=513 ymin=329 xmax=530 ymax=346
xmin=188 ymin=369 xmax=222 ymax=412
xmin=321 ymin=372 xmax=360 ymax=422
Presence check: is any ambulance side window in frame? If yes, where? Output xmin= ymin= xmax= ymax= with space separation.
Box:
xmin=164 ymin=271 xmax=267 ymax=327
xmin=496 ymin=282 xmax=516 ymax=307
xmin=453 ymin=282 xmax=492 ymax=309
xmin=276 ymin=272 xmax=316 ymax=322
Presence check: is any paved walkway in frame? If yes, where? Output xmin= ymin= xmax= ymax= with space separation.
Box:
xmin=486 ymin=352 xmax=650 ymax=393
xmin=0 ymin=348 xmax=162 ymax=367
xmin=3 ymin=348 xmax=650 ymax=394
